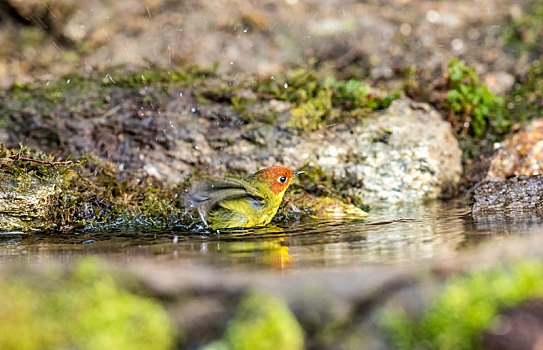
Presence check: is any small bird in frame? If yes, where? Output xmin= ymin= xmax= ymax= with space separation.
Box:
xmin=185 ymin=166 xmax=305 ymax=230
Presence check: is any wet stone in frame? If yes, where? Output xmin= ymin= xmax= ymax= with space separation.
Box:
xmin=471 ymin=175 xmax=543 ymax=218
xmin=0 ymin=178 xmax=59 ymax=232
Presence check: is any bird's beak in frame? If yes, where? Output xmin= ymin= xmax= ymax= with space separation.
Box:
xmin=293 ymin=171 xmax=305 ymax=177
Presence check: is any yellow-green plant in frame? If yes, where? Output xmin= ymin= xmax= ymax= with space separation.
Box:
xmin=382 ymin=260 xmax=543 ymax=350
xmin=445 ymin=58 xmax=507 ymax=138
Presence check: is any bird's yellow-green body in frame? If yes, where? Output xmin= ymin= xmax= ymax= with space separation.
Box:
xmin=186 ymin=166 xmax=303 ymax=230
xmin=207 ymin=179 xmax=287 ymax=229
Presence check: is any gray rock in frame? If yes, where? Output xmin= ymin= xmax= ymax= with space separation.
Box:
xmin=209 ymin=98 xmax=462 ymax=204
xmin=471 ymin=175 xmax=543 ymax=217
xmin=301 ymin=99 xmax=462 ymax=203
xmin=0 ymin=177 xmax=58 ymax=233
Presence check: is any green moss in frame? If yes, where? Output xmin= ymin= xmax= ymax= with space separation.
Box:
xmin=17 ymin=27 xmax=47 ymax=49
xmin=0 ymin=258 xmax=176 ymax=350
xmin=0 ymin=64 xmax=222 ymax=126
xmin=288 ymin=88 xmax=337 ymax=130
xmin=0 ymin=144 xmax=76 ymax=191
xmin=50 ymin=153 xmax=191 ymax=231
xmin=503 ymin=1 xmax=543 ymax=56
xmin=507 ymin=59 xmax=543 ymax=123
xmin=286 ymin=163 xmax=369 ymax=211
xmin=0 ymin=144 xmax=80 ymax=231
xmin=382 ymin=259 xmax=543 ymax=350
xmin=104 ymin=64 xmax=219 ymax=89
xmin=403 ymin=58 xmax=543 ymax=159
xmin=205 ymin=291 xmax=304 ymax=350
xmin=299 ymin=195 xmax=367 ymax=219
xmin=444 ymin=58 xmax=508 ymax=139
xmin=255 ymin=67 xmax=399 ymax=131
xmin=440 ymin=58 xmax=513 ymax=159
xmin=1 ymin=62 xmax=399 ymax=136
xmin=0 ymin=62 xmax=396 ymax=230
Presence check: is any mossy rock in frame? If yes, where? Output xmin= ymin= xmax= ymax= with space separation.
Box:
xmin=293 ymin=194 xmax=368 ymax=219
xmin=205 ymin=291 xmax=304 ymax=350
xmin=0 ymin=144 xmax=74 ymax=232
xmin=0 ymin=177 xmax=60 ymax=232
xmin=0 ymin=258 xmax=176 ymax=350
xmin=382 ymin=259 xmax=543 ymax=350
xmin=502 ymin=1 xmax=543 ymax=57
xmin=0 ymin=143 xmax=191 ymax=232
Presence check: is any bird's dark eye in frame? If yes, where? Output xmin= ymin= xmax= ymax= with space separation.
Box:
xmin=278 ymin=176 xmax=287 ymax=183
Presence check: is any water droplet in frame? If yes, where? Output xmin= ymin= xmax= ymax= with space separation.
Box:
xmin=426 ymin=10 xmax=440 ymax=23
xmin=106 ymin=74 xmax=116 ymax=84
xmin=66 ymin=79 xmax=71 ymax=84
xmin=399 ymin=23 xmax=412 ymax=36
xmin=284 ymin=83 xmax=288 ymax=88
xmin=191 ymin=107 xmax=196 ymax=112
xmin=451 ymin=38 xmax=464 ymax=52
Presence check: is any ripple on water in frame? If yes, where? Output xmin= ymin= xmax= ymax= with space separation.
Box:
xmin=1 ymin=200 xmax=542 ymax=269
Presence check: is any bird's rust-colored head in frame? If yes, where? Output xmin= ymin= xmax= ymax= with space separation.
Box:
xmin=253 ymin=166 xmax=305 ymax=195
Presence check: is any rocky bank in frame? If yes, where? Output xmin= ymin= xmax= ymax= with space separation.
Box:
xmin=0 ymin=95 xmax=461 ymax=232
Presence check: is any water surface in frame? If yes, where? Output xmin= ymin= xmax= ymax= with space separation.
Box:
xmin=1 ymin=200 xmax=542 ymax=269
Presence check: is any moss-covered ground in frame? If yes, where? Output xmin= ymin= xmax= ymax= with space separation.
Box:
xmin=203 ymin=290 xmax=304 ymax=350
xmin=3 ymin=54 xmax=540 ymax=157
xmin=503 ymin=0 xmax=543 ymax=59
xmin=0 ymin=258 xmax=176 ymax=350
xmin=382 ymin=259 xmax=543 ymax=350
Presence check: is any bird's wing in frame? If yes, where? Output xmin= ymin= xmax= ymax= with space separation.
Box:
xmin=184 ymin=178 xmax=263 ymax=225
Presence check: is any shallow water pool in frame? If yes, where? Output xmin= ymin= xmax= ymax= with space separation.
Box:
xmin=1 ymin=200 xmax=542 ymax=269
